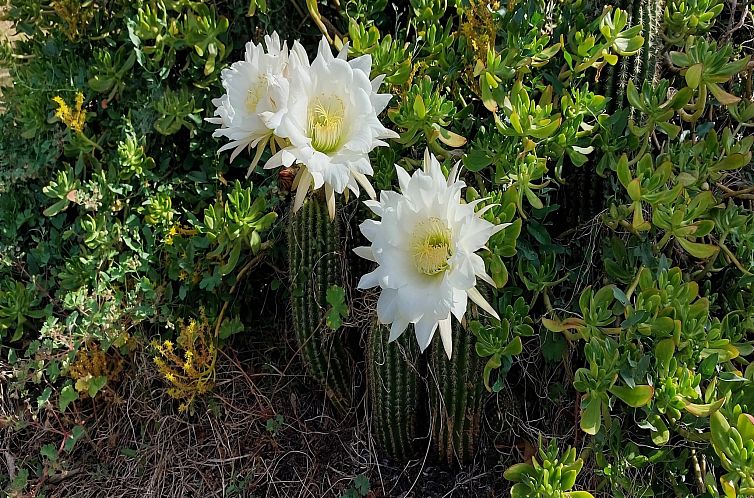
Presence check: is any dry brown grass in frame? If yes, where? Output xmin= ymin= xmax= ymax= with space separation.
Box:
xmin=3 ymin=327 xmax=537 ymax=497
xmin=1 ymin=322 xmax=586 ymax=498
xmin=0 ymin=6 xmax=18 ymax=108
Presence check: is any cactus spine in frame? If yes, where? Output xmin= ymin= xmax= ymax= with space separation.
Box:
xmin=367 ymin=323 xmax=422 ymax=460
xmin=428 ymin=315 xmax=485 ymax=466
xmin=601 ymin=0 xmax=666 ymax=113
xmin=288 ymin=195 xmax=353 ymax=412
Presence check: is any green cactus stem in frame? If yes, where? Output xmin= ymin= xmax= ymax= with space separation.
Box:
xmin=367 ymin=323 xmax=423 ymax=460
xmin=288 ymin=194 xmax=354 ymax=413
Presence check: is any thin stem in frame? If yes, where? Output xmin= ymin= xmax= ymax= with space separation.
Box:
xmin=624 ymin=266 xmax=644 ymax=301
xmin=720 ymin=243 xmax=753 ymax=276
xmin=77 ymin=132 xmax=103 ymax=152
xmin=627 ymin=138 xmax=648 ymax=166
xmin=213 ymin=243 xmax=272 ymax=338
xmin=427 ymin=138 xmax=449 ymax=159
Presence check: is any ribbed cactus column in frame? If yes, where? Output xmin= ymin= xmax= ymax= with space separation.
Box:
xmin=288 ymin=195 xmax=353 ymax=413
xmin=601 ymin=0 xmax=665 ymax=113
xmin=367 ymin=323 xmax=422 ymax=460
xmin=428 ymin=316 xmax=485 ymax=466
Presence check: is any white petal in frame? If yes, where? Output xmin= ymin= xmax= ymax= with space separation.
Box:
xmin=352 ymin=246 xmax=376 ymax=262
xmin=439 ymin=314 xmax=453 ymax=359
xmin=357 ymin=268 xmax=380 ymax=289
xmin=264 ymin=149 xmax=296 ymax=169
xmin=318 ymin=36 xmax=333 ymax=62
xmin=378 ymin=288 xmax=399 ymax=324
xmin=363 ymin=199 xmax=382 ymax=216
xmin=388 ymin=314 xmax=410 ymax=342
xmin=414 ymin=317 xmax=438 ymax=352
xmin=246 ymin=137 xmax=268 ymax=178
xmin=358 ymin=219 xmax=380 ymax=242
xmin=349 ymin=54 xmax=372 ymax=75
xmin=325 ymin=183 xmax=336 ymax=220
xmin=371 ymin=74 xmax=386 ymax=92
xmin=451 ymin=288 xmax=468 ymax=322
xmin=371 ymin=93 xmax=392 ymax=114
xmin=293 ymin=169 xmax=312 ymax=213
xmin=353 ymin=171 xmax=376 ymax=200
xmin=447 ymin=161 xmax=461 ymax=186
xmin=467 ymin=286 xmax=500 ymax=320
xmin=423 ymin=148 xmax=432 ymax=173
xmin=490 ymin=222 xmax=512 ymax=235
xmin=476 ymin=269 xmax=495 ymax=287
xmin=447 ymin=254 xmax=476 ymax=290
xmin=337 ymin=41 xmax=350 ymax=60
xmin=396 ymin=165 xmax=412 ymax=193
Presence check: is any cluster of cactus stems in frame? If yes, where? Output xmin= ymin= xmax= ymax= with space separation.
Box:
xmin=428 ymin=316 xmax=485 ymax=465
xmin=290 ymin=0 xmax=667 ymax=458
xmin=366 ymin=307 xmax=486 ymax=465
xmin=601 ymin=0 xmax=666 ymax=113
xmin=286 ymin=192 xmax=486 ymax=463
xmin=367 ymin=323 xmax=422 ymax=460
xmin=288 ymin=195 xmax=354 ymax=413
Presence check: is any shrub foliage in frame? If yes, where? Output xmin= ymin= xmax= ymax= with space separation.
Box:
xmin=1 ymin=0 xmax=753 ymax=496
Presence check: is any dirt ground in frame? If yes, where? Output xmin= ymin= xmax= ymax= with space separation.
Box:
xmin=1 ymin=320 xmax=580 ymax=498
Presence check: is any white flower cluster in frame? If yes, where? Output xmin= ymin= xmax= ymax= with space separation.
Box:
xmin=207 ymin=33 xmax=397 ymax=219
xmin=208 ymin=34 xmax=506 ymax=359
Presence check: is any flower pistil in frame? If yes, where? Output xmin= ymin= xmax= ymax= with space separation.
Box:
xmin=308 ymin=96 xmax=345 ymax=153
xmin=411 ymin=217 xmax=453 ymax=276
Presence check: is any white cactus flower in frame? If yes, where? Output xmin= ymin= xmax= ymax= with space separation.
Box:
xmin=264 ymin=36 xmax=398 ymax=219
xmin=354 ymin=151 xmax=507 ymax=359
xmin=207 ymin=32 xmax=304 ymax=173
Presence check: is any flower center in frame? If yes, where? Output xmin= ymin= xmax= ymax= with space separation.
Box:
xmin=308 ymin=96 xmax=345 ymax=154
xmin=245 ymin=80 xmax=264 ymax=113
xmin=410 ymin=217 xmax=453 ymax=276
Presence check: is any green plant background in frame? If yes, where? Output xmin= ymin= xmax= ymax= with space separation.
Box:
xmin=1 ymin=0 xmax=753 ymax=496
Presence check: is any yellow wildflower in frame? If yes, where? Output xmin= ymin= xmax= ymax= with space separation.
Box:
xmin=66 ymin=343 xmax=123 ymax=398
xmin=152 ymin=312 xmax=217 ymax=413
xmin=460 ymin=0 xmax=500 ymax=60
xmin=52 ymin=92 xmax=87 ymax=133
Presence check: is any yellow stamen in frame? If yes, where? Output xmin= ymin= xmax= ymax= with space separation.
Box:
xmin=245 ymin=81 xmax=264 ymax=113
xmin=411 ymin=217 xmax=453 ymax=276
xmin=308 ymin=96 xmax=345 ymax=153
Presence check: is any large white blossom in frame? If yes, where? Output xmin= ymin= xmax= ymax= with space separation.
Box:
xmin=264 ymin=36 xmax=398 ymax=219
xmin=354 ymin=151 xmax=507 ymax=359
xmin=207 ymin=32 xmax=305 ymax=172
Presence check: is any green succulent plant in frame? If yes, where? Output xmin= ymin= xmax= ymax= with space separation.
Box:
xmin=504 ymin=437 xmax=595 ymax=498
xmin=670 ymin=37 xmax=751 ymax=120
xmin=495 ymin=82 xmax=561 ymax=142
xmin=709 ymin=406 xmax=754 ymax=496
xmin=388 ymin=76 xmax=466 ymax=154
xmin=196 ymin=181 xmax=277 ymax=277
xmin=347 ymin=20 xmax=412 ymax=85
xmin=566 ymin=6 xmax=644 ymax=75
xmin=616 ymin=153 xmax=683 ymax=232
xmin=0 ymin=281 xmax=47 ymax=342
xmin=663 ymin=0 xmax=724 ymax=46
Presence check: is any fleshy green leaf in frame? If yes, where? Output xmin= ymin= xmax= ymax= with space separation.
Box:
xmin=609 ymin=384 xmax=654 ymax=407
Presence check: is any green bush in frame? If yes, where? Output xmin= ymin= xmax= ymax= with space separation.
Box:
xmin=1 ymin=0 xmax=753 ymax=496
